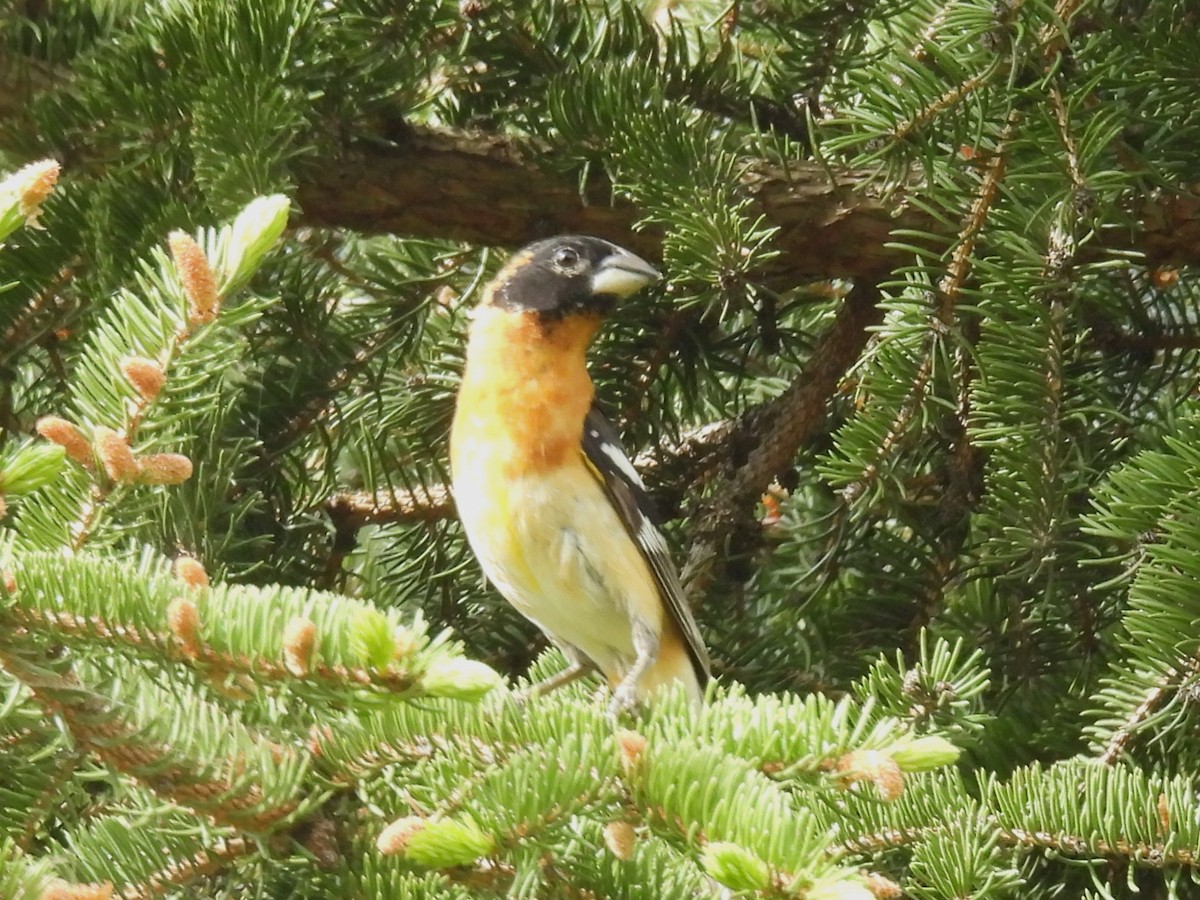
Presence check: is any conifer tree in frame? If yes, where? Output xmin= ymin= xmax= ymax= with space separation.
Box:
xmin=1 ymin=1 xmax=1199 ymax=897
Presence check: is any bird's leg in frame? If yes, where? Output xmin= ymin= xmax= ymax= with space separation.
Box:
xmin=519 ymin=649 xmax=596 ymax=702
xmin=608 ymin=622 xmax=658 ymax=719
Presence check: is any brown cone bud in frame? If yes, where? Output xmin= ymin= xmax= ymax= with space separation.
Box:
xmin=864 ymin=872 xmax=903 ymax=899
xmin=603 ymin=821 xmax=636 ymax=860
xmin=167 ymin=597 xmax=202 ymax=659
xmin=93 ymin=427 xmax=141 ymax=483
xmin=14 ymin=159 xmax=59 ymax=225
xmin=616 ymin=730 xmax=648 ymax=771
xmin=304 ymin=816 xmax=341 ymax=870
xmin=283 ymin=616 xmax=318 ymax=677
xmin=169 ymin=231 xmax=220 ymax=324
xmin=2 ymin=571 xmax=15 ymax=594
xmin=836 ymin=750 xmax=905 ymax=802
xmin=137 ymin=453 xmax=193 ymax=485
xmin=0 ymin=496 xmax=6 ymax=520
xmin=174 ymin=556 xmax=209 ymax=589
xmin=120 ymin=355 xmax=166 ymax=401
xmin=40 ymin=878 xmax=114 ymax=900
xmin=36 ymin=416 xmax=93 ymax=467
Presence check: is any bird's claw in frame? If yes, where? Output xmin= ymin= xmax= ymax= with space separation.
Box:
xmin=607 ymin=681 xmax=639 ymax=720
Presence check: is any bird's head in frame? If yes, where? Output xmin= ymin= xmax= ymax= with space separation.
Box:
xmin=483 ymin=235 xmax=660 ymax=320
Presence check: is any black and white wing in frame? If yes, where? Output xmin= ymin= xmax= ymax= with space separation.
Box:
xmin=581 ymin=406 xmax=711 ymax=685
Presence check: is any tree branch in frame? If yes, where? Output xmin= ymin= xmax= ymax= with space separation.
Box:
xmin=295 ymin=129 xmax=925 ymax=281
xmin=4 ymin=52 xmax=1200 ymax=277
xmin=681 ymin=282 xmax=884 ymax=602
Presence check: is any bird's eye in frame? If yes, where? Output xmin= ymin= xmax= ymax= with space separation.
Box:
xmin=552 ymin=246 xmax=583 ymax=273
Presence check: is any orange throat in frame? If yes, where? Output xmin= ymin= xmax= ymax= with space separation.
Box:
xmin=451 ymin=307 xmax=600 ymax=478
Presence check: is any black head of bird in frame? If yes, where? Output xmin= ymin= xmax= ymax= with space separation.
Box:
xmin=485 ymin=235 xmax=661 ymax=320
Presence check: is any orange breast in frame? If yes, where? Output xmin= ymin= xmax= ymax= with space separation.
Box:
xmin=451 ymin=308 xmax=601 ymax=480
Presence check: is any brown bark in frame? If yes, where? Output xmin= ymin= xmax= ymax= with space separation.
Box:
xmin=295 ymin=128 xmax=928 ymax=281
xmin=295 ymin=127 xmax=1200 ymax=280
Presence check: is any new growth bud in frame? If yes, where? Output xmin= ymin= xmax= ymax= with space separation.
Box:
xmin=173 ymin=556 xmax=210 ymax=589
xmin=398 ymin=817 xmax=494 ymax=868
xmin=36 ymin=416 xmax=93 ymax=467
xmin=220 ymin=194 xmax=290 ymax=293
xmin=169 ymin=231 xmax=220 ymax=325
xmin=93 ymin=427 xmax=140 ymax=483
xmin=807 ymin=876 xmax=877 ymax=900
xmin=120 ymin=356 xmax=166 ymax=401
xmin=0 ymin=159 xmax=59 ymax=238
xmin=0 ymin=443 xmax=65 ymax=494
xmin=138 ymin=453 xmax=193 ymax=485
xmin=701 ymin=842 xmax=771 ymax=892
xmin=888 ymin=735 xmax=960 ymax=772
xmin=376 ymin=816 xmax=425 ymax=856
xmin=283 ymin=616 xmax=318 ymax=677
xmin=419 ymin=658 xmax=502 ymax=701
xmin=15 ymin=160 xmax=59 ymax=222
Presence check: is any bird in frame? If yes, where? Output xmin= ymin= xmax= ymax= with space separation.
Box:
xmin=450 ymin=235 xmax=710 ymax=713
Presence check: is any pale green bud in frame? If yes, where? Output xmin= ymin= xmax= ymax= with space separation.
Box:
xmin=806 ymin=874 xmax=877 ymax=900
xmin=0 ymin=443 xmax=66 ymax=494
xmin=420 ymin=657 xmax=502 ymax=701
xmin=889 ymin=735 xmax=960 ymax=772
xmin=403 ymin=817 xmax=494 ymax=868
xmin=700 ymin=842 xmax=771 ymax=892
xmin=349 ymin=608 xmax=396 ymax=672
xmin=219 ymin=194 xmax=290 ymax=293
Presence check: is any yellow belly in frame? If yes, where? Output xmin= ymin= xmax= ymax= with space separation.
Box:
xmin=451 ymin=460 xmax=664 ymax=681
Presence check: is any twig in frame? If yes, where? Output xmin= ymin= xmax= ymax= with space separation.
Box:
xmin=0 ymin=647 xmax=299 ymax=831
xmin=121 ymin=838 xmax=255 ymax=900
xmin=1098 ymin=649 xmax=1200 ymax=766
xmin=843 ymin=112 xmax=1018 ymax=506
xmin=682 ymin=282 xmax=883 ymax=602
xmin=327 ymin=484 xmax=455 ymax=528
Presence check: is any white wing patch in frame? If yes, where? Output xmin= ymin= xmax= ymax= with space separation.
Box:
xmin=600 ymin=440 xmax=646 ymax=489
xmin=581 ymin=407 xmax=711 ymax=685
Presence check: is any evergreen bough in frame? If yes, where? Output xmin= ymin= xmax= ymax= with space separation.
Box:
xmin=1 ymin=1 xmax=1199 ymax=897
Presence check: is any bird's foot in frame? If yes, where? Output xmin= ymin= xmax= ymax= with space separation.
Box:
xmin=516 ymin=659 xmax=594 ymax=708
xmin=607 ymin=680 xmax=640 ymax=721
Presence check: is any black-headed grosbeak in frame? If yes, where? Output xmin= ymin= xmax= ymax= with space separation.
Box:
xmin=450 ymin=235 xmax=710 ymax=712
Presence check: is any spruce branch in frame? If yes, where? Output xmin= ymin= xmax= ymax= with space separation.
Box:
xmin=327 ymin=484 xmax=455 ymax=528
xmin=837 ymin=819 xmax=1199 ymax=869
xmin=60 ymin=234 xmax=209 ymax=551
xmin=0 ymin=647 xmax=303 ymax=832
xmin=117 ymin=837 xmax=254 ymax=900
xmin=1 ymin=552 xmax=500 ymax=700
xmin=292 ymin=125 xmax=1200 ymax=273
xmin=1096 ymin=649 xmax=1200 ymax=767
xmin=1001 ymin=826 xmax=1196 ymax=869
xmin=0 ymin=257 xmax=79 ymax=371
xmin=4 ymin=604 xmax=422 ymax=695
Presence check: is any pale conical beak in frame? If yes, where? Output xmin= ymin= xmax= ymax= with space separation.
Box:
xmin=589 ymin=248 xmax=661 ymax=299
